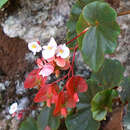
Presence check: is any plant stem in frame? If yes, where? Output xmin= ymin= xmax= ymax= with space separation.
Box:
xmin=52 ymin=70 xmax=70 ymax=84
xmin=66 ymin=27 xmax=89 ymax=45
xmin=51 ymin=28 xmax=88 ymax=85
xmin=118 ymin=10 xmax=130 ymax=16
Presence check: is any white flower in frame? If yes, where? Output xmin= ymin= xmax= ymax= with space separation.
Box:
xmin=28 ymin=41 xmax=42 ymax=55
xmin=9 ymin=102 xmax=18 ymax=114
xmin=56 ymin=44 xmax=70 ymax=59
xmin=42 ymin=37 xmax=57 ymax=60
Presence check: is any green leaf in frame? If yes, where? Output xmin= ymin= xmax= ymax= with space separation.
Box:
xmin=0 ymin=0 xmax=8 ymax=8
xmin=67 ymin=0 xmax=104 ymax=48
xmin=86 ymin=79 xmax=103 ymax=102
xmin=77 ymin=93 xmax=90 ymax=110
xmin=123 ymin=105 xmax=130 ymax=130
xmin=19 ymin=117 xmax=38 ymax=130
xmin=77 ymin=79 xmax=103 ymax=111
xmin=81 ymin=26 xmax=105 ymax=71
xmin=65 ymin=106 xmax=100 ymax=130
xmin=76 ymin=14 xmax=89 ymax=49
xmin=77 ymin=1 xmax=120 ymax=71
xmin=92 ymin=59 xmax=124 ymax=88
xmin=37 ymin=107 xmax=60 ymax=130
xmin=91 ymin=89 xmax=118 ymax=121
xmin=119 ymin=77 xmax=130 ymax=102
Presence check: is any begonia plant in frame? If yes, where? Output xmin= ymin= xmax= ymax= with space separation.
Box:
xmin=17 ymin=0 xmax=130 ymax=130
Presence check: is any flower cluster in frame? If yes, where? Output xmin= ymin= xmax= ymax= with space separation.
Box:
xmin=28 ymin=38 xmax=70 ymax=77
xmin=24 ymin=37 xmax=88 ymax=117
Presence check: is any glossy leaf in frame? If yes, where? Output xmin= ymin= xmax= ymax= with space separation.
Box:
xmin=37 ymin=107 xmax=60 ymax=130
xmin=77 ymin=1 xmax=120 ymax=71
xmin=119 ymin=77 xmax=130 ymax=102
xmin=67 ymin=0 xmax=103 ymax=48
xmin=0 ymin=0 xmax=8 ymax=8
xmin=19 ymin=117 xmax=38 ymax=130
xmin=65 ymin=105 xmax=100 ymax=130
xmin=91 ymin=89 xmax=118 ymax=121
xmin=92 ymin=59 xmax=124 ymax=88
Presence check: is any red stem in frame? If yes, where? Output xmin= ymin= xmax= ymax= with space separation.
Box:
xmin=66 ymin=27 xmax=89 ymax=45
xmin=52 ymin=70 xmax=70 ymax=84
xmin=51 ymin=28 xmax=88 ymax=85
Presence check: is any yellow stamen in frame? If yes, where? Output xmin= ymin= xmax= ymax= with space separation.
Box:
xmin=59 ymin=49 xmax=63 ymax=54
xmin=48 ymin=46 xmax=52 ymax=50
xmin=32 ymin=44 xmax=37 ymax=49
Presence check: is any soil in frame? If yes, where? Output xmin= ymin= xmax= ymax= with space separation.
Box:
xmin=0 ymin=26 xmax=29 ymax=80
xmin=103 ymin=108 xmax=123 ymax=130
xmin=100 ymin=107 xmax=124 ymax=130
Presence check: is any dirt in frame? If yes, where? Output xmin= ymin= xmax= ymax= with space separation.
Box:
xmin=101 ymin=107 xmax=124 ymax=130
xmin=0 ymin=26 xmax=29 ymax=80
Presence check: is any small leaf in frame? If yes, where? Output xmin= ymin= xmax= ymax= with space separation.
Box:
xmin=0 ymin=0 xmax=8 ymax=8
xmin=92 ymin=59 xmax=124 ymax=88
xmin=37 ymin=106 xmax=60 ymax=130
xmin=65 ymin=106 xmax=100 ymax=130
xmin=19 ymin=117 xmax=38 ymax=130
xmin=91 ymin=89 xmax=118 ymax=121
xmin=77 ymin=1 xmax=120 ymax=71
xmin=119 ymin=77 xmax=130 ymax=103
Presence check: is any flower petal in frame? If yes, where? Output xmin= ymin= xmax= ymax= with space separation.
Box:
xmin=61 ymin=60 xmax=70 ymax=70
xmin=42 ymin=49 xmax=55 ymax=60
xmin=48 ymin=37 xmax=57 ymax=48
xmin=61 ymin=107 xmax=67 ymax=118
xmin=66 ymin=76 xmax=88 ymax=96
xmin=33 ymin=85 xmax=48 ymax=102
xmin=24 ymin=69 xmax=42 ymax=88
xmin=9 ymin=103 xmax=18 ymax=114
xmin=55 ymin=57 xmax=66 ymax=67
xmin=28 ymin=42 xmax=42 ymax=55
xmin=56 ymin=44 xmax=70 ymax=59
xmin=36 ymin=58 xmax=44 ymax=69
xmin=39 ymin=64 xmax=54 ymax=77
xmin=45 ymin=126 xmax=51 ymax=130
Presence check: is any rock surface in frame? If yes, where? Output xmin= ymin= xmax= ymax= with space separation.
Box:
xmin=1 ymin=0 xmax=71 ymax=43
